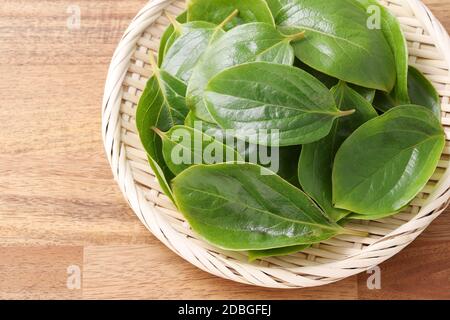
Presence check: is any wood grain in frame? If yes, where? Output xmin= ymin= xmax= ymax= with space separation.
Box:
xmin=83 ymin=245 xmax=357 ymax=300
xmin=357 ymin=239 xmax=450 ymax=300
xmin=0 ymin=0 xmax=449 ymax=300
xmin=0 ymin=247 xmax=83 ymax=299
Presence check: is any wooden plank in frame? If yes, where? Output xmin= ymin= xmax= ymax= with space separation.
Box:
xmin=83 ymin=245 xmax=358 ymax=300
xmin=0 ymin=63 xmax=152 ymax=247
xmin=0 ymin=247 xmax=83 ymax=299
xmin=0 ymin=0 xmax=449 ymax=299
xmin=358 ymin=239 xmax=450 ymax=299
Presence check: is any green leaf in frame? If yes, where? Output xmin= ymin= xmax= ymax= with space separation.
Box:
xmin=333 ymin=105 xmax=445 ymax=216
xmin=330 ymin=82 xmax=379 ymax=142
xmin=373 ymin=66 xmax=441 ymax=119
xmin=184 ymin=112 xmax=257 ymax=160
xmin=372 ymin=90 xmax=396 ymax=113
xmin=294 ymin=59 xmax=338 ymax=89
xmin=356 ymin=0 xmax=410 ymax=104
xmin=172 ymin=163 xmax=362 ymax=251
xmin=275 ymin=147 xmax=302 ymax=187
xmin=187 ymin=0 xmax=274 ymax=30
xmin=271 ymin=0 xmax=396 ymax=91
xmin=248 ymin=244 xmax=309 ymax=261
xmin=299 ymin=82 xmax=378 ymax=221
xmin=204 ymin=62 xmax=352 ymax=146
xmin=147 ymin=156 xmax=174 ymax=202
xmin=185 ymin=112 xmax=301 ymax=185
xmin=346 ymin=210 xmax=403 ymax=221
xmin=136 ymin=61 xmax=190 ymax=201
xmin=407 ymin=66 xmax=441 ymax=120
xmin=295 ymin=59 xmax=376 ymax=103
xmin=158 ymin=11 xmax=187 ymax=66
xmin=156 ymin=125 xmax=243 ymax=175
xmin=161 ymin=21 xmax=225 ymax=82
xmin=185 ymin=111 xmax=223 ymax=137
xmin=350 ymin=85 xmax=376 ymax=104
xmin=187 ymin=22 xmax=301 ymax=122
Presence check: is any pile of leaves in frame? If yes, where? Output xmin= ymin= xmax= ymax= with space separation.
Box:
xmin=136 ymin=0 xmax=444 ymax=260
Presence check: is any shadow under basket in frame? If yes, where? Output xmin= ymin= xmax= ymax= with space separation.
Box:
xmin=102 ymin=0 xmax=450 ymax=288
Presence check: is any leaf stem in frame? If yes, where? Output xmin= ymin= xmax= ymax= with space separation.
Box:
xmin=217 ymin=9 xmax=239 ymax=30
xmin=148 ymin=52 xmax=160 ymax=76
xmin=286 ymin=30 xmax=306 ymax=42
xmin=152 ymin=127 xmax=166 ymax=139
xmin=339 ymin=109 xmax=356 ymax=117
xmin=165 ymin=12 xmax=182 ymax=35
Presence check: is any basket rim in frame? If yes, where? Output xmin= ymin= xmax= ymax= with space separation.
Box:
xmin=102 ymin=0 xmax=450 ymax=288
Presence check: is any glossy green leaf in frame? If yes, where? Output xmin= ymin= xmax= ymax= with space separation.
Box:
xmin=346 ymin=209 xmax=404 ymax=221
xmin=294 ymin=59 xmax=338 ymax=89
xmin=161 ymin=21 xmax=224 ymax=82
xmin=276 ymin=147 xmax=302 ymax=187
xmin=408 ymin=66 xmax=441 ymax=120
xmin=172 ymin=163 xmax=362 ymax=251
xmin=295 ymin=59 xmax=376 ymax=103
xmin=372 ymin=90 xmax=396 ymax=113
xmin=373 ymin=66 xmax=441 ymax=119
xmin=333 ymin=105 xmax=445 ymax=216
xmin=136 ymin=63 xmax=190 ymax=201
xmin=357 ymin=0 xmax=409 ymax=104
xmin=187 ymin=22 xmax=301 ymax=122
xmin=204 ymin=62 xmax=352 ymax=146
xmin=184 ymin=112 xmax=301 ymax=185
xmin=156 ymin=125 xmax=243 ymax=175
xmin=187 ymin=0 xmax=274 ymax=30
xmin=185 ymin=112 xmax=253 ymax=157
xmin=299 ymin=82 xmax=378 ymax=221
xmin=330 ymin=82 xmax=379 ymax=143
xmin=184 ymin=112 xmax=255 ymax=161
xmin=185 ymin=111 xmax=222 ymax=137
xmin=158 ymin=11 xmax=187 ymax=66
xmin=248 ymin=244 xmax=309 ymax=261
xmin=350 ymin=85 xmax=376 ymax=104
xmin=270 ymin=0 xmax=396 ymax=91
xmin=148 ymin=156 xmax=174 ymax=202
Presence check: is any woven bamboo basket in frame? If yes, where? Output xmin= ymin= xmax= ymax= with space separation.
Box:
xmin=102 ymin=0 xmax=450 ymax=288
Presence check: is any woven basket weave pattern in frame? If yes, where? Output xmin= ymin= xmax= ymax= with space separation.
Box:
xmin=102 ymin=0 xmax=450 ymax=288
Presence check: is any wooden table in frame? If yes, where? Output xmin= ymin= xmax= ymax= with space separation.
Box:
xmin=1 ymin=0 xmax=449 ymax=300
